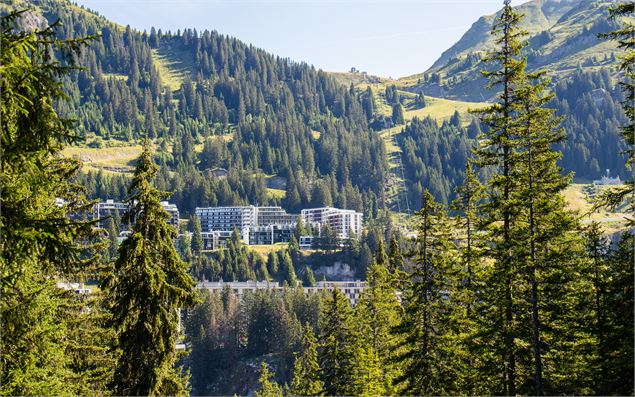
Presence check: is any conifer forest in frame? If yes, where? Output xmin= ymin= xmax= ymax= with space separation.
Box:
xmin=1 ymin=0 xmax=633 ymax=395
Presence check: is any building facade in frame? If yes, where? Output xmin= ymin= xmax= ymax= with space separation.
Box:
xmin=195 ymin=206 xmax=257 ymax=242
xmin=200 ymin=230 xmax=233 ymax=250
xmin=195 ymin=205 xmax=363 ymax=247
xmin=94 ymin=199 xmax=179 ymax=230
xmin=197 ymin=279 xmax=367 ymax=305
xmin=301 ymin=207 xmax=363 ymax=239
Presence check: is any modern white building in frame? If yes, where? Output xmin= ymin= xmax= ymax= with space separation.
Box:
xmin=197 ymin=279 xmax=367 ymax=305
xmin=200 ymin=230 xmax=233 ymax=250
xmin=301 ymin=207 xmax=363 ymax=240
xmin=56 ymin=282 xmax=91 ymax=295
xmin=195 ymin=205 xmax=362 ymax=246
xmin=195 ymin=206 xmax=257 ymax=242
xmin=198 ymin=280 xmax=283 ymax=300
xmin=160 ymin=201 xmax=180 ymax=228
xmin=94 ymin=199 xmax=128 ymax=228
xmin=305 ymin=280 xmax=366 ymax=305
xmin=94 ymin=199 xmax=179 ymax=229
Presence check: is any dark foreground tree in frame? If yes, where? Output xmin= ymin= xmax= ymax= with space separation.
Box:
xmin=290 ymin=324 xmax=323 ymax=396
xmin=392 ymin=190 xmax=457 ymax=395
xmin=471 ymin=1 xmax=528 ymax=393
xmin=103 ymin=142 xmax=197 ymax=396
xmin=599 ymin=2 xmax=634 ymax=226
xmin=0 ymin=11 xmax=108 ymax=395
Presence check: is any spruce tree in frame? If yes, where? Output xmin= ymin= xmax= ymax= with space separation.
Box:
xmin=290 ymin=324 xmax=323 ymax=396
xmin=255 ymin=362 xmax=282 ymax=397
xmin=392 ymin=103 xmax=405 ymax=125
xmin=319 ymin=288 xmax=355 ymax=396
xmin=355 ymin=241 xmax=402 ymax=393
xmin=513 ymin=70 xmax=587 ymax=395
xmin=349 ymin=345 xmax=387 ymax=397
xmin=191 ymin=215 xmax=204 ymax=254
xmin=599 ymin=2 xmax=634 ymax=225
xmin=471 ymin=1 xmax=528 ymax=393
xmin=449 ymin=161 xmax=485 ymax=394
xmin=103 ymin=142 xmax=197 ymax=396
xmin=0 ymin=12 xmax=105 ymax=395
xmin=596 ymin=232 xmax=634 ymax=395
xmin=583 ymin=222 xmax=610 ymax=390
xmin=392 ymin=190 xmax=457 ymax=395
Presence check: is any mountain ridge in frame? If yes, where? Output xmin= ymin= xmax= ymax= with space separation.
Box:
xmin=396 ymin=0 xmax=621 ymax=102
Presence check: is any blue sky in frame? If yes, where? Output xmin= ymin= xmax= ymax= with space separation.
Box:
xmin=75 ymin=0 xmax=528 ymax=78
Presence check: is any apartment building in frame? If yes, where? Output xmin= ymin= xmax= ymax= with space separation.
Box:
xmin=248 ymin=224 xmax=296 ymax=245
xmin=195 ymin=206 xmax=256 ymax=242
xmin=197 ymin=279 xmax=367 ymax=305
xmin=256 ymin=206 xmax=299 ymax=226
xmin=301 ymin=207 xmax=363 ymax=239
xmin=195 ymin=205 xmax=363 ymax=246
xmin=200 ymin=230 xmax=233 ymax=250
xmin=304 ymin=280 xmax=366 ymax=305
xmin=94 ymin=199 xmax=129 ymax=228
xmin=94 ymin=199 xmax=179 ymax=229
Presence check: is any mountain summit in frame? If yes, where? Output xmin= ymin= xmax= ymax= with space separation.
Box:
xmin=407 ymin=0 xmax=620 ymax=101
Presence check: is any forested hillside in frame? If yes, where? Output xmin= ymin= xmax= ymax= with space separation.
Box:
xmin=2 ymin=0 xmax=633 ymax=395
xmin=391 ymin=0 xmax=629 ymax=190
xmin=5 ymin=0 xmax=628 ymax=215
xmin=10 ymin=0 xmax=386 ymax=218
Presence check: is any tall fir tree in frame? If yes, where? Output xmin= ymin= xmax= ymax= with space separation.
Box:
xmin=601 ymin=233 xmax=634 ymax=394
xmin=318 ymin=288 xmax=355 ymax=396
xmin=0 ymin=12 xmax=107 ymax=395
xmin=255 ymin=362 xmax=282 ymax=397
xmin=392 ymin=190 xmax=458 ymax=395
xmin=103 ymin=141 xmax=197 ymax=396
xmin=191 ymin=215 xmax=204 ymax=254
xmin=449 ymin=161 xmax=485 ymax=394
xmin=290 ymin=324 xmax=323 ymax=396
xmin=355 ymin=241 xmax=402 ymax=393
xmin=513 ymin=70 xmax=588 ymax=395
xmin=599 ymin=2 xmax=634 ymax=226
xmin=471 ymin=1 xmax=528 ymax=393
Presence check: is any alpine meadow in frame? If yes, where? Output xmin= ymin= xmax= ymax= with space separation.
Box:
xmin=1 ymin=0 xmax=633 ymax=396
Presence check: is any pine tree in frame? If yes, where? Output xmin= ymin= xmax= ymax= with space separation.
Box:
xmin=392 ymin=190 xmax=457 ymax=395
xmin=290 ymin=324 xmax=323 ymax=396
xmin=355 ymin=241 xmax=402 ymax=393
xmin=191 ymin=215 xmax=204 ymax=253
xmin=583 ymin=222 xmax=610 ymax=390
xmin=392 ymin=103 xmax=405 ymax=125
xmin=471 ymin=1 xmax=528 ymax=393
xmin=0 ymin=12 xmax=104 ymax=395
xmin=278 ymin=251 xmax=297 ymax=287
xmin=103 ymin=141 xmax=197 ymax=396
xmin=387 ymin=237 xmax=406 ymax=288
xmin=449 ymin=161 xmax=485 ymax=394
xmin=255 ymin=362 xmax=282 ymax=397
xmin=599 ymin=3 xmax=634 ymax=226
xmin=349 ymin=345 xmax=386 ymax=397
xmin=513 ymin=70 xmax=587 ymax=395
xmin=319 ymin=288 xmax=355 ymax=396
xmin=105 ymin=216 xmax=120 ymax=260
xmin=601 ymin=232 xmax=634 ymax=394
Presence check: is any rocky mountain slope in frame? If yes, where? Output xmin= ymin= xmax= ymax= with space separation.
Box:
xmin=403 ymin=0 xmax=621 ymax=101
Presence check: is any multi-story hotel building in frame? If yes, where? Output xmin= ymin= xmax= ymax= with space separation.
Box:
xmin=195 ymin=206 xmax=257 ymax=242
xmin=195 ymin=205 xmax=363 ymax=247
xmin=301 ymin=207 xmax=363 ymax=240
xmin=198 ymin=280 xmax=367 ymax=305
xmin=94 ymin=199 xmax=179 ymax=229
